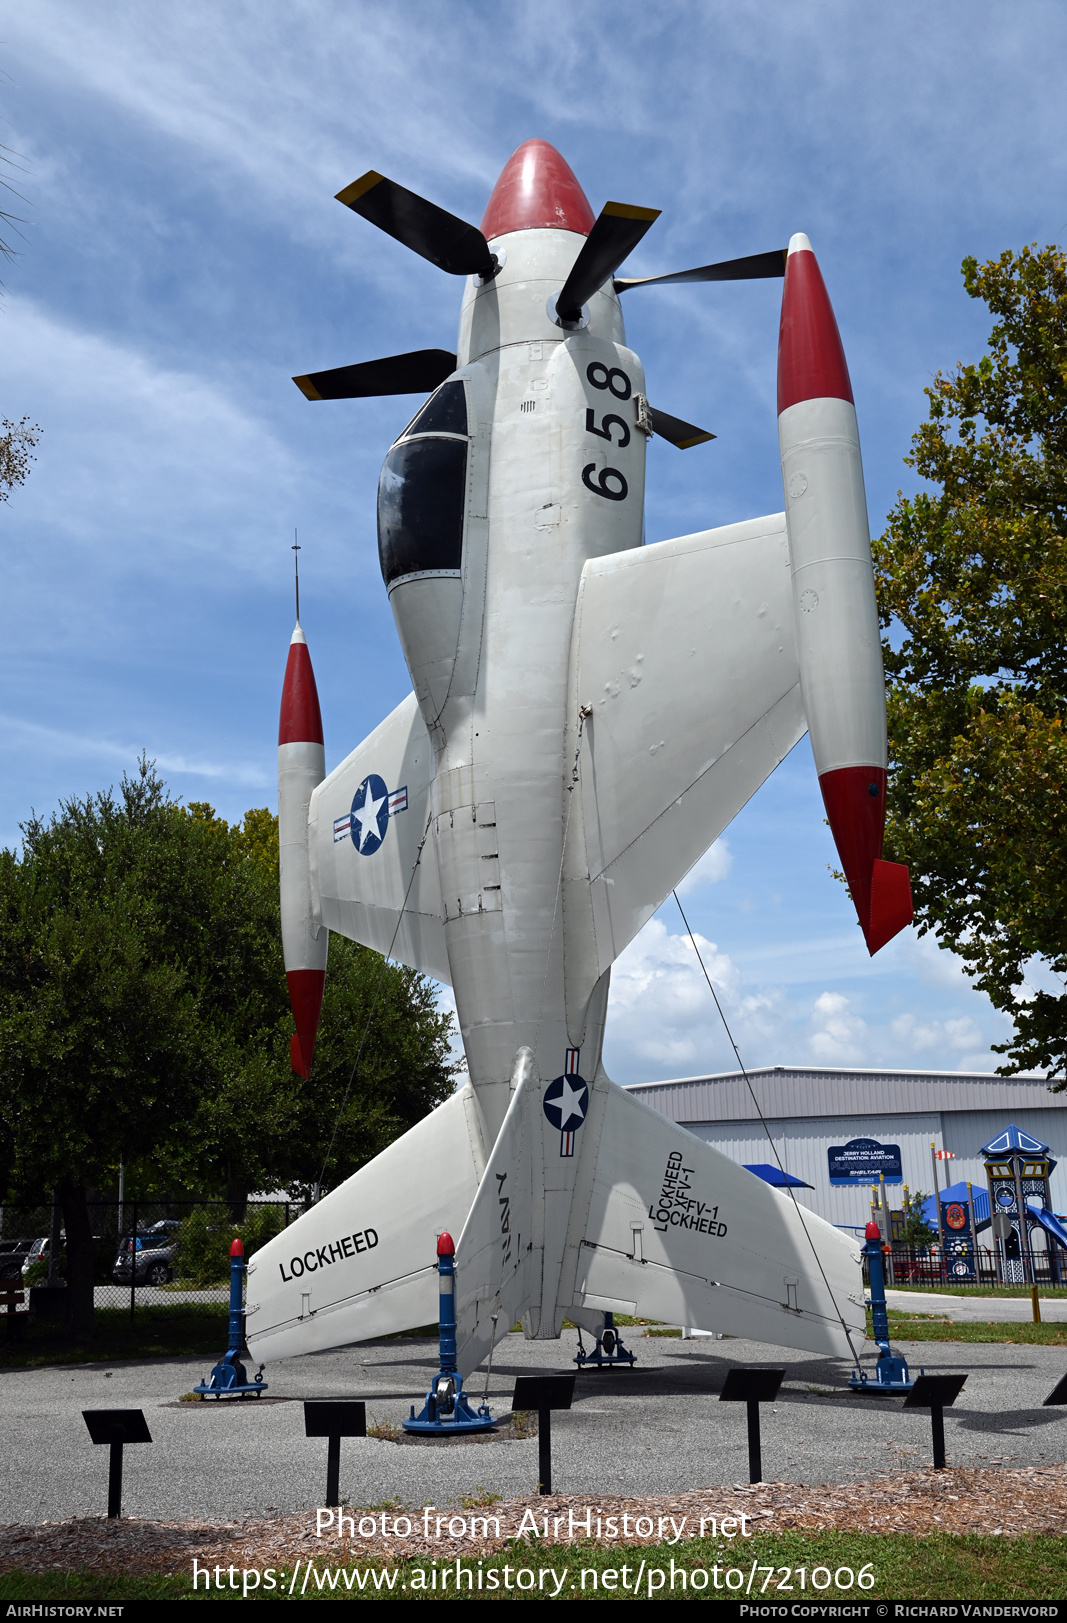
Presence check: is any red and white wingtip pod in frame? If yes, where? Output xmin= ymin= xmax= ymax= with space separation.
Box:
xmin=279 ymin=622 xmax=328 ymax=1076
xmin=777 ymin=233 xmax=912 ymax=955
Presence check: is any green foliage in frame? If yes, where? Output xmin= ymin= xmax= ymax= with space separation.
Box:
xmin=0 ymin=760 xmax=458 ymax=1333
xmin=241 ymin=1200 xmax=287 ymax=1256
xmin=899 ymin=1187 xmax=939 ymax=1246
xmin=174 ymin=1206 xmax=233 ymax=1286
xmin=174 ymin=1202 xmax=288 ymax=1285
xmin=874 ymin=244 xmax=1067 ymax=1080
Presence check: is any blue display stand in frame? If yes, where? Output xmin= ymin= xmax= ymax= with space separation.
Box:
xmin=403 ymin=1232 xmax=496 ymax=1435
xmin=574 ymin=1311 xmax=636 ymax=1368
xmin=850 ymin=1222 xmax=916 ymax=1393
xmin=194 ymin=1238 xmax=266 ymax=1400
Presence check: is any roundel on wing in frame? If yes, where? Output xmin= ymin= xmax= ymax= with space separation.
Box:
xmin=543 ymin=1073 xmax=589 ymax=1132
xmin=350 ymin=774 xmax=390 ymax=855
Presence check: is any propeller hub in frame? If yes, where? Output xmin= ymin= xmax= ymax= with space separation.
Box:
xmin=481 ymin=139 xmax=595 ymax=240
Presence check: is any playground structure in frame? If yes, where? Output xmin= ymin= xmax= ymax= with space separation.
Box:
xmin=982 ymin=1124 xmax=1066 ymax=1285
xmin=868 ymin=1123 xmax=1067 ymax=1287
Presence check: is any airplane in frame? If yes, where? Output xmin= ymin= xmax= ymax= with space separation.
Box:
xmin=248 ymin=138 xmax=913 ymax=1379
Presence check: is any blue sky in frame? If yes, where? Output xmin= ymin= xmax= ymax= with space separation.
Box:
xmin=2 ymin=1 xmax=1064 ymax=1083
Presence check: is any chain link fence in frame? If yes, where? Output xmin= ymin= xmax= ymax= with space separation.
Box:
xmin=0 ymin=1198 xmax=306 ymax=1318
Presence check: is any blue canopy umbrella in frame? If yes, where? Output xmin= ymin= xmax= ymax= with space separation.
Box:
xmin=743 ymin=1163 xmax=813 ymax=1189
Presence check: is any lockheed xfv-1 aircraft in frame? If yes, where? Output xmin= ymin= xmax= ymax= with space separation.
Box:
xmin=247 ymin=139 xmax=912 ymax=1373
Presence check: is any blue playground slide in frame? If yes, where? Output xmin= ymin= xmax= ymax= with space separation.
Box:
xmin=1026 ymin=1199 xmax=1067 ymax=1251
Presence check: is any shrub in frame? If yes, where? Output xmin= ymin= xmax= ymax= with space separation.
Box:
xmin=174 ymin=1207 xmax=233 ymax=1286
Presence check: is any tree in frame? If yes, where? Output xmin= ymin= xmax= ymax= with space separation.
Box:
xmin=0 ymin=762 xmax=458 ymax=1336
xmin=900 ymin=1188 xmax=939 ymax=1248
xmin=0 ymin=766 xmax=208 ymax=1334
xmin=0 ymin=417 xmax=40 ymax=500
xmin=874 ymin=244 xmax=1067 ymax=1082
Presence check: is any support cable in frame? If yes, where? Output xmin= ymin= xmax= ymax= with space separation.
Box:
xmin=671 ymin=889 xmax=862 ymax=1364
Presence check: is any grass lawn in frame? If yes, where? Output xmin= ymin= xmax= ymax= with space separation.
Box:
xmin=881 ymin=1308 xmax=1067 ymax=1345
xmin=0 ymin=1303 xmax=229 ymax=1369
xmin=890 ymin=1283 xmax=1067 ymax=1299
xmin=1 ymin=1532 xmax=1064 ymax=1601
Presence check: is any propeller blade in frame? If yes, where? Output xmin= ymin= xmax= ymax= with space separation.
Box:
xmin=294 ymin=349 xmax=458 ymax=401
xmin=555 ymin=201 xmax=661 ymax=324
xmin=648 ymin=405 xmax=716 ymax=449
xmin=615 ymin=248 xmax=787 ymax=292
xmin=335 ymin=171 xmax=496 ymax=278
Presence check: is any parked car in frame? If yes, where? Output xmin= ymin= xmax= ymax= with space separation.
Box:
xmin=0 ymin=1238 xmax=35 ymax=1281
xmin=21 ymin=1237 xmax=58 ymax=1279
xmin=112 ymin=1220 xmax=181 ymax=1286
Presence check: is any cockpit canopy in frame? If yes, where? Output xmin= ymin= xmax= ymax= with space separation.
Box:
xmin=377 ymin=380 xmax=468 ymax=588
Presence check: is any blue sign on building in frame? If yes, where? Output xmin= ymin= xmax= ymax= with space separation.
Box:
xmin=827 ymin=1137 xmax=903 ymax=1186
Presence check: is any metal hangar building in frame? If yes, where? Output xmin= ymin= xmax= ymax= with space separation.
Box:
xmin=627 ymin=1066 xmax=1067 ymax=1230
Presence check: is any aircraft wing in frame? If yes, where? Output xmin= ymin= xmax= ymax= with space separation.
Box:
xmin=246 ymin=1083 xmax=487 ymax=1362
xmin=309 ymin=691 xmax=450 ymax=982
xmin=563 ymin=512 xmax=804 ymax=1024
xmin=564 ymin=1081 xmax=866 ymax=1359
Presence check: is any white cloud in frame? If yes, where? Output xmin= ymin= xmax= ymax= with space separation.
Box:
xmin=890 ymin=1011 xmax=982 ymax=1055
xmin=0 ymin=714 xmax=269 ymax=790
xmin=605 ymin=915 xmax=795 ymax=1078
xmin=677 ymin=838 xmax=732 ymax=894
xmin=808 ymin=990 xmax=866 ymax=1064
xmin=5 ymin=297 xmax=302 ymax=580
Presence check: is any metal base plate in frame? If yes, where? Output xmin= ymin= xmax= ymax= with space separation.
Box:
xmin=402 ymin=1413 xmax=498 ymax=1435
xmin=194 ymin=1384 xmax=266 ymax=1400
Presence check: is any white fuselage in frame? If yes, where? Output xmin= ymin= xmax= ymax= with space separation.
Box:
xmin=391 ymin=227 xmax=646 ymax=1142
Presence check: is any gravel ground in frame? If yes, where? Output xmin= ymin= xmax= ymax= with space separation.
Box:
xmin=2 ymin=1464 xmax=1066 ymax=1578
xmin=2 ymin=1329 xmax=1066 ymax=1526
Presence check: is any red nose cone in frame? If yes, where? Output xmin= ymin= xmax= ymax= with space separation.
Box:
xmin=436 ymin=1231 xmax=455 ymax=1257
xmin=777 ymin=241 xmax=854 ymax=416
xmin=230 ymin=1237 xmax=244 ymax=1257
xmin=279 ymin=626 xmax=324 ymax=747
xmin=865 ymin=1221 xmax=882 ymax=1241
xmin=480 ymin=139 xmax=595 ymax=241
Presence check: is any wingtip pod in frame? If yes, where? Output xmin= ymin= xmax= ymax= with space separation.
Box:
xmin=287 ymin=967 xmax=326 ymax=1079
xmin=868 ymin=859 xmax=913 ymax=955
xmin=778 ymin=237 xmax=911 ymax=956
xmin=777 ymin=234 xmax=853 ymax=417
xmin=279 ymin=621 xmax=327 ymax=1076
xmin=279 ymin=622 xmax=324 ymax=747
xmin=818 ymin=767 xmax=913 ymax=954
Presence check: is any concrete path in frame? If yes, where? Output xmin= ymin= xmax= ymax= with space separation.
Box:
xmin=1 ymin=1329 xmax=1065 ymax=1525
xmin=886 ymin=1289 xmax=1067 ymax=1322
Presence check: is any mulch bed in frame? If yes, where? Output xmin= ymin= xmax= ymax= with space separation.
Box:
xmin=2 ymin=1465 xmax=1065 ymax=1576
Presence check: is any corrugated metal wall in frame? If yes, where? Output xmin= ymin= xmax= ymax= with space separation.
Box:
xmin=685 ymin=1112 xmax=941 ymax=1229
xmin=628 ymin=1068 xmax=1067 ymax=1229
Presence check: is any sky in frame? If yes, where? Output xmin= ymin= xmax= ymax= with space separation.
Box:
xmin=2 ymin=1 xmax=1064 ymax=1086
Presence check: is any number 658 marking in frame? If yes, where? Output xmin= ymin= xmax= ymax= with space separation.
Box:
xmin=582 ymin=464 xmax=628 ymax=501
xmin=585 ymin=408 xmax=631 ymax=447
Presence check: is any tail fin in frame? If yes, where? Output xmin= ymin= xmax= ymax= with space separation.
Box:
xmin=454 ymin=1049 xmax=543 ymax=1378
